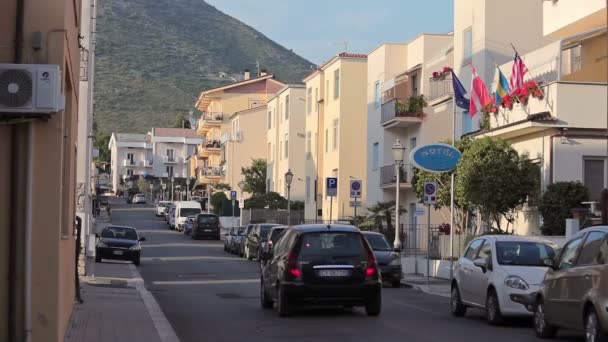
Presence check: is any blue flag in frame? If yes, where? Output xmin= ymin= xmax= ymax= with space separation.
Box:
xmin=451 ymin=70 xmax=470 ymax=109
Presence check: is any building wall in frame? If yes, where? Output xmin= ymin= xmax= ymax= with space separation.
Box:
xmin=543 ymin=0 xmax=607 ymax=37
xmin=266 ymin=97 xmax=278 ymax=192
xmin=304 ymin=72 xmax=325 ymax=219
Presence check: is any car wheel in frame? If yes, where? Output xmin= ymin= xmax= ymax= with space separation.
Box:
xmin=391 ymin=280 xmax=400 ymax=288
xmin=534 ymin=300 xmax=558 ymax=338
xmin=133 ymin=257 xmax=140 ymax=266
xmin=277 ymin=285 xmax=292 ymax=317
xmin=585 ymin=306 xmax=606 ymax=342
xmin=450 ymin=284 xmax=467 ymax=317
xmin=486 ymin=289 xmax=504 ymax=325
xmin=260 ymin=278 xmax=273 ymax=309
xmin=365 ymin=291 xmax=382 ymax=316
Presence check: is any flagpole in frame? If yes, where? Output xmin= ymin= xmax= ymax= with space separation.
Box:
xmin=509 ymin=42 xmax=547 ymax=98
xmin=449 ymin=85 xmax=456 ymax=280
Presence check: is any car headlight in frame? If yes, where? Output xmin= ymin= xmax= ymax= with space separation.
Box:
xmin=129 ymin=245 xmax=141 ymax=251
xmin=505 ymin=276 xmax=529 ymax=290
xmin=389 ymin=257 xmax=401 ymax=266
xmin=261 ymin=242 xmax=266 ymax=249
xmin=97 ymin=242 xmax=108 ymax=248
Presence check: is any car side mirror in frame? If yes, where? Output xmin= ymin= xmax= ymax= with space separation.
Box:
xmin=473 ymin=258 xmax=487 ymax=272
xmin=543 ymin=258 xmax=555 ymax=269
xmin=139 ymin=237 xmax=146 ymax=242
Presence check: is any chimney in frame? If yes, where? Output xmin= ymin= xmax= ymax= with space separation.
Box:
xmin=260 ymin=69 xmax=268 ymax=76
xmin=244 ymin=69 xmax=250 ymax=80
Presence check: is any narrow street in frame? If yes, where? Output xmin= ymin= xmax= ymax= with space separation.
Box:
xmin=105 ymin=199 xmax=581 ymax=342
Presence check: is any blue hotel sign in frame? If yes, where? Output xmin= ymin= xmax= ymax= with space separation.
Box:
xmin=410 ymin=143 xmax=461 ymax=173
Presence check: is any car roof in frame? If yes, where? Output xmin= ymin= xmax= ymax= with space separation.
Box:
xmin=572 ymin=226 xmax=608 ymax=239
xmin=258 ymin=223 xmax=281 ymax=228
xmin=105 ymin=225 xmax=137 ymax=230
xmin=361 ymin=231 xmax=384 ymax=236
xmin=293 ymin=224 xmax=361 ymax=233
xmin=270 ymin=226 xmax=287 ymax=231
xmin=474 ymin=234 xmax=556 ymax=244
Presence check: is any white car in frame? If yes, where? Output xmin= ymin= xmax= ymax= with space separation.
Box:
xmin=451 ymin=235 xmax=558 ymax=325
xmin=155 ymin=201 xmax=171 ymax=216
xmin=173 ymin=201 xmax=202 ymax=231
xmin=132 ymin=194 xmax=146 ymax=204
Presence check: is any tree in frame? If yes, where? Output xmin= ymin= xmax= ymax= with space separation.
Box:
xmin=244 ymin=192 xmax=287 ymax=209
xmin=241 ymin=159 xmax=267 ymax=195
xmin=456 ymin=137 xmax=538 ymax=233
xmin=137 ymin=178 xmax=150 ymax=194
xmin=173 ymin=114 xmax=191 ymax=129
xmin=210 ymin=192 xmax=228 ymax=215
xmin=94 ymin=132 xmax=111 ymax=163
xmin=367 ymin=201 xmax=406 ymax=244
xmin=412 ymin=138 xmax=473 ymax=232
xmin=539 ymin=182 xmax=589 ymax=235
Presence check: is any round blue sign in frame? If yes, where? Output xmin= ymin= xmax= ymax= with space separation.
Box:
xmin=424 ymin=183 xmax=436 ymax=195
xmin=409 ymin=143 xmax=461 ymax=173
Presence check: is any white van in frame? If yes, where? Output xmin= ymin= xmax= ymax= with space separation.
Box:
xmin=174 ymin=201 xmax=202 ymax=232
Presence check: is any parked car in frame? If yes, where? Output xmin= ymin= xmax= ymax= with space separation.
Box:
xmin=95 ymin=225 xmax=146 ymax=265
xmin=156 ymin=201 xmax=171 ymax=216
xmin=165 ymin=204 xmax=175 ymax=222
xmin=132 ymin=193 xmax=146 ymax=204
xmin=224 ymin=227 xmax=238 ymax=252
xmin=232 ymin=226 xmax=248 ymax=256
xmin=174 ymin=201 xmax=203 ymax=232
xmin=451 ymin=235 xmax=558 ymax=325
xmin=240 ymin=224 xmax=256 ymax=256
xmin=245 ymin=223 xmax=281 ymax=261
xmin=183 ymin=216 xmax=196 ymax=235
xmin=533 ymin=226 xmax=608 ymax=341
xmin=362 ymin=231 xmax=401 ymax=288
xmin=260 ymin=226 xmax=287 ymax=264
xmin=167 ymin=206 xmax=177 ymax=229
xmin=191 ymin=213 xmax=221 ymax=240
xmin=260 ymin=224 xmax=382 ymax=317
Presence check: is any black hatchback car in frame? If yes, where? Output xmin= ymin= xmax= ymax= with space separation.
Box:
xmin=191 ymin=213 xmax=221 ymax=240
xmin=260 ymin=224 xmax=382 ymax=317
xmin=95 ymin=225 xmax=146 ymax=265
xmin=362 ymin=231 xmax=401 ymax=288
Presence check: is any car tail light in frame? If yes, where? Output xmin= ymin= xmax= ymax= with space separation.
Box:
xmin=285 ymin=250 xmax=301 ymax=280
xmin=363 ymin=237 xmax=379 ymax=279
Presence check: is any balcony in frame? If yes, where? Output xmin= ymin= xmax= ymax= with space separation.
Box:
xmin=428 ymin=77 xmax=452 ymax=103
xmin=162 ymin=156 xmax=181 ymax=164
xmin=123 ymin=159 xmax=137 ymax=167
xmin=143 ymin=159 xmax=153 ymax=167
xmin=380 ymin=164 xmax=412 ymax=189
xmin=198 ymin=139 xmax=222 ymax=158
xmin=381 ymin=98 xmax=424 ymax=129
xmin=196 ymin=112 xmax=224 ymax=135
xmin=199 ymin=166 xmax=225 ymax=183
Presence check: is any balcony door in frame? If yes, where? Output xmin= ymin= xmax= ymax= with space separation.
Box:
xmin=167 ymin=149 xmax=174 ymax=162
xmin=127 ymin=153 xmax=134 ymax=165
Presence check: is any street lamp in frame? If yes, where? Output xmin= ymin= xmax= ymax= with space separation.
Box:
xmin=285 ymin=169 xmax=293 ymax=225
xmin=392 ymin=139 xmax=406 ymax=250
xmin=238 ymin=180 xmax=245 ymax=227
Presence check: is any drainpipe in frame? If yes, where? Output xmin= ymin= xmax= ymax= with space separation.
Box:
xmin=24 ymin=124 xmax=33 ymax=342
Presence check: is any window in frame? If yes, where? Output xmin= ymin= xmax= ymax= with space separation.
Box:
xmin=167 ymin=149 xmax=174 ymax=161
xmin=325 ymin=129 xmax=329 ymax=152
xmin=314 ymin=132 xmax=318 ymax=155
xmin=558 ymin=236 xmax=584 ymax=270
xmin=326 ymin=80 xmax=329 ymax=102
xmin=374 ymin=81 xmax=381 ymax=108
xmin=285 ymin=95 xmax=290 ymax=120
xmin=584 ymin=158 xmax=607 ymax=202
xmin=334 ymin=69 xmax=340 ymax=99
xmin=306 ymin=131 xmax=311 ymax=158
xmin=284 ymin=133 xmax=289 ymax=159
xmin=268 ymin=142 xmax=272 ymax=162
xmin=496 ymin=241 xmax=556 ymax=266
xmin=411 ymin=74 xmax=418 ymax=97
xmin=279 ymin=139 xmax=282 ymax=160
xmin=267 ymin=111 xmax=272 ymax=129
xmin=463 ymin=27 xmax=472 ymax=63
xmin=279 ymin=100 xmax=283 ymax=123
xmin=127 ymin=169 xmax=134 ymax=176
xmin=127 ymin=153 xmax=134 ymax=165
xmin=299 ymin=232 xmax=366 ymax=258
xmin=372 ymin=142 xmax=379 ymax=170
xmin=464 ymin=239 xmax=484 ymax=260
xmin=478 ymin=240 xmax=492 ymax=266
xmin=332 ymin=119 xmax=339 ymax=150
xmin=306 ymin=177 xmax=311 ymax=202
xmin=577 ymin=232 xmax=607 ymax=266
xmin=463 ymin=110 xmax=473 ymax=133
xmin=307 ymin=87 xmax=312 ymax=114
xmin=598 ymin=238 xmax=608 ymax=264
xmin=315 ymin=88 xmax=319 ymax=112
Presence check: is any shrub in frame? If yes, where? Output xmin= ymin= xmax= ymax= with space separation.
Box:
xmin=539 ymin=181 xmax=589 ymax=235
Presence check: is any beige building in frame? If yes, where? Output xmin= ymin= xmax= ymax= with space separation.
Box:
xmin=0 ymin=0 xmax=81 ymax=341
xmin=266 ymin=85 xmax=307 ymax=201
xmin=467 ymin=0 xmax=607 ymax=235
xmin=193 ymin=72 xmax=284 ymax=194
xmin=304 ymin=53 xmax=368 ymax=221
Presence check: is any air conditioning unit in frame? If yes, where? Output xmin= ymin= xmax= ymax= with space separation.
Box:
xmin=0 ymin=64 xmax=65 ymax=114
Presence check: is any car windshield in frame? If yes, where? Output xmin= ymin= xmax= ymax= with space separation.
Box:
xmin=364 ymin=234 xmax=392 ymax=251
xmin=299 ymin=232 xmax=366 ymax=258
xmin=198 ymin=215 xmax=218 ymax=224
xmin=496 ymin=241 xmax=556 ymax=266
xmin=269 ymin=228 xmax=286 ymax=242
xmin=237 ymin=227 xmax=246 ymax=235
xmin=179 ymin=208 xmax=201 ymax=217
xmin=101 ymin=227 xmax=138 ymax=240
xmin=260 ymin=225 xmax=277 ymax=238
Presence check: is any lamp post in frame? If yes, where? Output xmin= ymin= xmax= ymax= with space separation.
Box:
xmin=170 ymin=176 xmax=175 ymax=202
xmin=392 ymin=140 xmax=406 ymax=250
xmin=206 ymin=184 xmax=213 ymax=214
xmin=238 ymin=180 xmax=245 ymax=227
xmin=285 ymin=169 xmax=293 ymax=225
xmin=149 ymin=183 xmax=154 ymax=201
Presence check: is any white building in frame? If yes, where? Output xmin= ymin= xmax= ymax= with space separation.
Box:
xmin=108 ymin=133 xmax=152 ymax=192
xmin=150 ymin=128 xmax=202 ymax=179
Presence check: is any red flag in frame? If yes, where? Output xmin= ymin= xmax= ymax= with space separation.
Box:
xmin=509 ymin=52 xmax=528 ymax=91
xmin=469 ymin=66 xmax=493 ymax=117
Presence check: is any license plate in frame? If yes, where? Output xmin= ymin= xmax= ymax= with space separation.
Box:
xmin=204 ymin=229 xmax=212 ymax=232
xmin=113 ymin=250 xmax=124 ymax=255
xmin=318 ymin=269 xmax=350 ymax=277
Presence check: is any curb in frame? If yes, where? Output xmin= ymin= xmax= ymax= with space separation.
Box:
xmin=400 ymin=280 xmax=451 ymax=299
xmin=128 ymin=264 xmax=181 ymax=342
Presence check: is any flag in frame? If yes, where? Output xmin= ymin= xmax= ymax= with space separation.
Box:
xmin=509 ymin=52 xmax=528 ymax=91
xmin=451 ymin=70 xmax=470 ymax=110
xmin=469 ymin=66 xmax=493 ymax=117
xmin=495 ymin=67 xmax=509 ymax=105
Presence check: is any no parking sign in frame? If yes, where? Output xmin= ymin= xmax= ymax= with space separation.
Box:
xmin=423 ymin=181 xmax=437 ymax=205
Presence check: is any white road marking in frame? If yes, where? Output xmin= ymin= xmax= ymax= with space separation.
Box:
xmin=141 ymin=256 xmax=246 ymax=261
xmin=142 ymin=243 xmax=222 ymax=248
xmin=152 ymin=279 xmax=258 ymax=285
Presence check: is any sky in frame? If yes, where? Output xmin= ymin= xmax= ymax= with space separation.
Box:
xmin=206 ymin=0 xmax=454 ymax=65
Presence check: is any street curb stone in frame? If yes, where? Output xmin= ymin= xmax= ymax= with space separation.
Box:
xmin=400 ymin=280 xmax=451 ymax=299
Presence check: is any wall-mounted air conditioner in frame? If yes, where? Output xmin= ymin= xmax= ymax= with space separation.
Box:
xmin=0 ymin=64 xmax=65 ymax=114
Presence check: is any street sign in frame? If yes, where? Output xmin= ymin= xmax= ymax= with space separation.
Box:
xmin=410 ymin=143 xmax=462 ymax=173
xmin=349 ymin=179 xmax=362 ymax=198
xmin=326 ymin=177 xmax=337 ymax=197
xmin=423 ymin=181 xmax=437 ymax=205
xmin=238 ymin=198 xmax=244 ymax=209
xmin=349 ymin=200 xmax=361 ymax=208
xmin=230 ymin=190 xmax=237 ymax=199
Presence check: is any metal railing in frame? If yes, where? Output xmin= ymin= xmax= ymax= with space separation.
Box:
xmin=381 ymin=98 xmax=423 ymax=124
xmin=380 ymin=164 xmax=409 ymax=186
xmin=201 ymin=112 xmax=224 ymax=122
xmin=162 ymin=156 xmax=179 ymax=164
xmin=202 ymin=139 xmax=221 ymax=149
xmin=201 ymin=166 xmax=224 ymax=177
xmin=428 ymin=77 xmax=452 ymax=101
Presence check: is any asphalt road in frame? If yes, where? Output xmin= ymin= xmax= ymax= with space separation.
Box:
xmin=110 ymin=200 xmax=583 ymax=342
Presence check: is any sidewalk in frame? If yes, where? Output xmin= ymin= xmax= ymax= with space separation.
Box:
xmin=401 ymin=274 xmax=451 ymax=298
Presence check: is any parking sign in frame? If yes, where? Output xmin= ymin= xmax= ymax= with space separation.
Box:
xmin=423 ymin=181 xmax=437 ymax=205
xmin=350 ymin=179 xmax=362 ymax=198
xmin=326 ymin=177 xmax=337 ymax=197
xmin=230 ymin=191 xmax=237 ymax=199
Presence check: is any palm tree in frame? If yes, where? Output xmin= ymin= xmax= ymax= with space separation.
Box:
xmin=367 ymin=201 xmax=406 ymax=243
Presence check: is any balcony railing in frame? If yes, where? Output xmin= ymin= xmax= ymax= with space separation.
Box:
xmin=202 ymin=139 xmax=221 ymax=149
xmin=162 ymin=156 xmax=180 ymax=164
xmin=201 ymin=112 xmax=224 ymax=122
xmin=428 ymin=77 xmax=452 ymax=101
xmin=381 ymin=98 xmax=424 ymax=125
xmin=201 ymin=166 xmax=225 ymax=178
xmin=123 ymin=159 xmax=137 ymax=167
xmin=380 ymin=164 xmax=411 ymax=187
xmin=143 ymin=160 xmax=153 ymax=167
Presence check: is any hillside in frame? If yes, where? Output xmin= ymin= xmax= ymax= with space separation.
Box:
xmin=94 ymin=0 xmax=314 ymax=134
